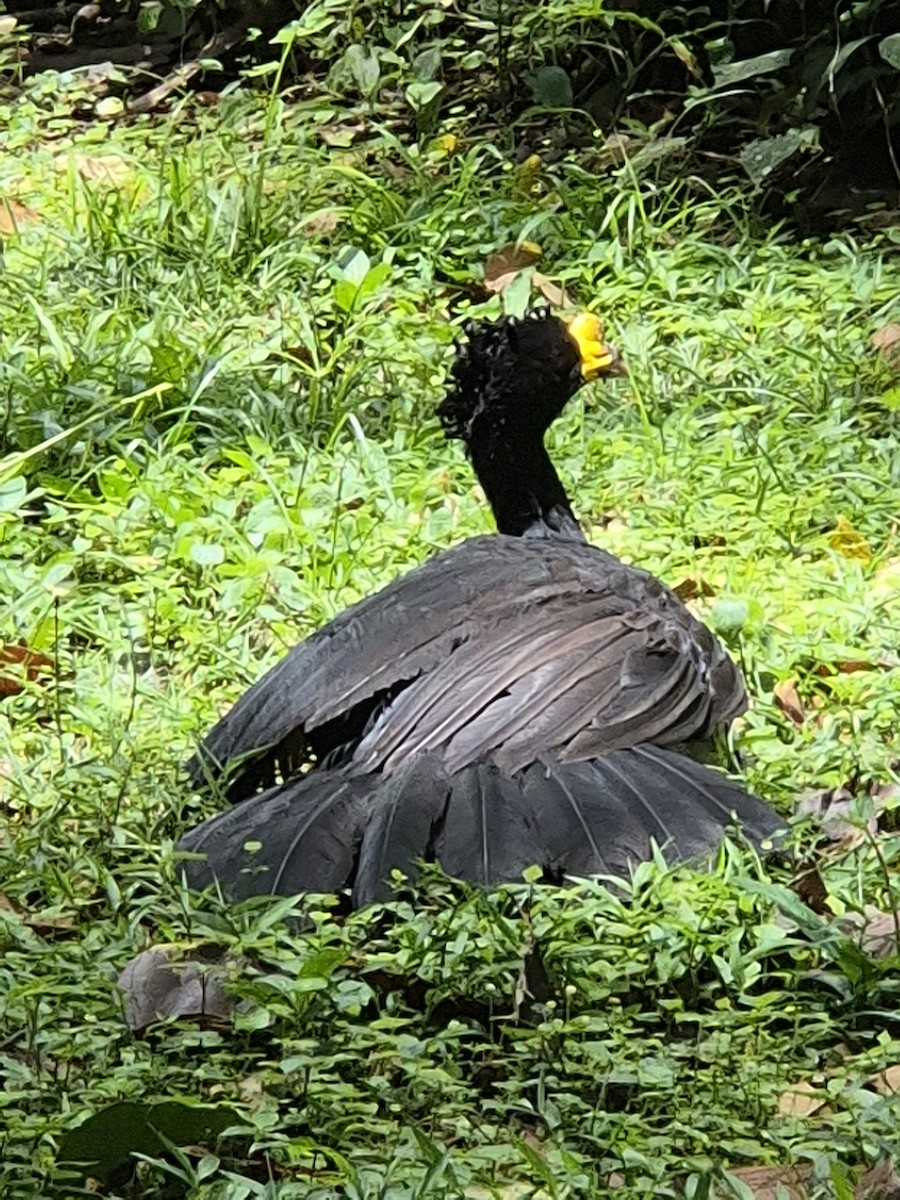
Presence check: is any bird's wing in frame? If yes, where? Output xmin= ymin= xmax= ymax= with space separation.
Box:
xmin=188 ymin=535 xmax=745 ymax=798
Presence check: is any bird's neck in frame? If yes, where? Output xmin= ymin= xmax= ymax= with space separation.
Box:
xmin=467 ymin=427 xmax=582 ymax=539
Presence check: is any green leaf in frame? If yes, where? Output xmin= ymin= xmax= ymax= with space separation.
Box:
xmin=523 ymin=65 xmax=574 ymax=109
xmin=57 ymin=1101 xmax=237 ymax=1184
xmin=738 ymin=128 xmax=819 ymax=186
xmin=345 ymin=44 xmax=380 ymax=97
xmin=405 ymin=80 xmax=444 ymax=112
xmin=339 ymin=248 xmax=371 ymax=287
xmin=712 ymin=48 xmax=793 ymax=88
xmin=189 ymin=542 xmax=225 ymax=566
xmin=710 ymin=597 xmax=749 ymax=634
xmin=0 ymin=475 xmax=26 ymax=512
xmin=879 ymin=33 xmax=900 ymax=71
xmin=413 ymin=45 xmax=442 ymax=82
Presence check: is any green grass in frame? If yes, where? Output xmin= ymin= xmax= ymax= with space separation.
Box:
xmin=1 ymin=75 xmax=899 ymax=1198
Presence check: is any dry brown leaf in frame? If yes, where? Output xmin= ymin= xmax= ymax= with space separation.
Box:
xmin=672 ymin=577 xmax=716 ymax=602
xmin=860 ymin=909 xmax=900 ymax=959
xmin=304 ymin=210 xmax=340 ymax=235
xmin=726 ymin=1163 xmax=812 ymax=1199
xmin=532 ymin=271 xmax=572 ymax=308
xmin=0 ymin=644 xmax=54 ymax=697
xmin=318 ymin=121 xmax=366 ymax=147
xmin=793 ymin=864 xmax=829 ymax=914
xmin=484 ymin=241 xmax=542 ymax=290
xmin=0 ymin=891 xmax=21 ymax=915
xmin=774 ymin=678 xmax=806 ymax=727
xmin=56 ymin=152 xmax=132 ymax=186
xmin=797 ymin=782 xmax=886 ymax=845
xmin=829 ymin=515 xmax=872 ymax=561
xmin=24 ymin=911 xmax=77 ymax=939
xmin=0 ymin=199 xmax=39 ymax=236
xmin=813 ymin=659 xmax=883 ymax=677
xmin=594 ymin=132 xmax=637 ymax=168
xmin=777 ymin=1079 xmax=829 ymax=1117
xmin=117 ymin=944 xmax=238 ymax=1033
xmin=855 ymin=1158 xmax=900 ymax=1200
xmin=872 ymin=323 xmax=900 ymax=370
xmin=869 ymin=1064 xmax=900 ymax=1096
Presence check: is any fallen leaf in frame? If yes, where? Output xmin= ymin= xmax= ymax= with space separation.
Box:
xmin=0 ymin=199 xmax=39 ymax=236
xmin=869 ymin=1064 xmax=900 ymax=1095
xmin=813 ymin=659 xmax=883 ymax=677
xmin=725 ymin=1163 xmax=812 ymax=1199
xmin=777 ymin=1079 xmax=829 ymax=1117
xmin=872 ymin=323 xmax=900 ymax=370
xmin=855 ymin=1158 xmax=900 ymax=1200
xmin=303 ymin=210 xmax=340 ymax=235
xmin=774 ymin=677 xmax=806 ymax=726
xmin=318 ymin=121 xmax=367 ymax=147
xmin=532 ymin=271 xmax=572 ymax=308
xmin=797 ymin=781 xmax=887 ymax=844
xmin=117 ymin=943 xmax=238 ymax=1033
xmin=793 ymin=864 xmax=829 ymax=914
xmin=0 ymin=645 xmax=54 ymax=697
xmin=484 ymin=241 xmax=543 ymax=291
xmin=24 ymin=910 xmax=77 ymax=939
xmin=855 ymin=907 xmax=900 ymax=958
xmin=594 ymin=132 xmax=636 ymax=167
xmin=56 ymin=153 xmax=132 ymax=186
xmin=672 ymin=577 xmax=716 ymax=602
xmin=829 ymin=515 xmax=872 ymax=561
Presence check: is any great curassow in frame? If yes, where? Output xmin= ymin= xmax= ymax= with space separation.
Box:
xmin=178 ymin=310 xmax=781 ymax=905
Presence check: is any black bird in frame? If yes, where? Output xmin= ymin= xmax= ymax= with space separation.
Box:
xmin=179 ymin=310 xmax=780 ymax=905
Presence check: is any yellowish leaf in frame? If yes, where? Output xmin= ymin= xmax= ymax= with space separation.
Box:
xmin=430 ymin=132 xmax=459 ymax=154
xmin=0 ymin=15 xmax=18 ymax=33
xmin=95 ymin=96 xmax=125 ymax=118
xmin=829 ymin=515 xmax=872 ymax=561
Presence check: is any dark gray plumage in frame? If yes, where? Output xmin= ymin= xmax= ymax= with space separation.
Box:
xmin=180 ymin=746 xmax=778 ymax=906
xmin=179 ymin=310 xmax=781 ymax=904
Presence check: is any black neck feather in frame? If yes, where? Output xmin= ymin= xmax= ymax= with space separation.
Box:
xmin=468 ymin=426 xmax=582 ymax=539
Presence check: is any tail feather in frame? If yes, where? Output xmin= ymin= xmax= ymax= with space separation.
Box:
xmin=436 ymin=763 xmax=546 ymax=884
xmin=179 ymin=770 xmax=370 ymax=900
xmin=178 ymin=746 xmax=782 ymax=906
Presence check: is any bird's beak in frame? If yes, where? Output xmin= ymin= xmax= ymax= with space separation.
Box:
xmin=567 ymin=312 xmax=627 ymax=380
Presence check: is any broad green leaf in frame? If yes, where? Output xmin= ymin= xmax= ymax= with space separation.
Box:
xmin=345 ymin=43 xmax=380 ymax=97
xmin=523 ymin=65 xmax=573 ymax=109
xmin=57 ymin=1101 xmax=237 ymax=1183
xmin=879 ymin=33 xmax=900 ymax=71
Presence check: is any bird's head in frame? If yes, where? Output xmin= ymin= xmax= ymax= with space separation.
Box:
xmin=438 ymin=308 xmax=622 ymax=443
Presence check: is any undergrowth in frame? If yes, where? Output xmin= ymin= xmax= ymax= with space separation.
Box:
xmin=0 ymin=67 xmax=899 ymax=1199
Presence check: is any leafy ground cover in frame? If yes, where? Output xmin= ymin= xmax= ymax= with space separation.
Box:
xmin=1 ymin=63 xmax=900 ymax=1199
